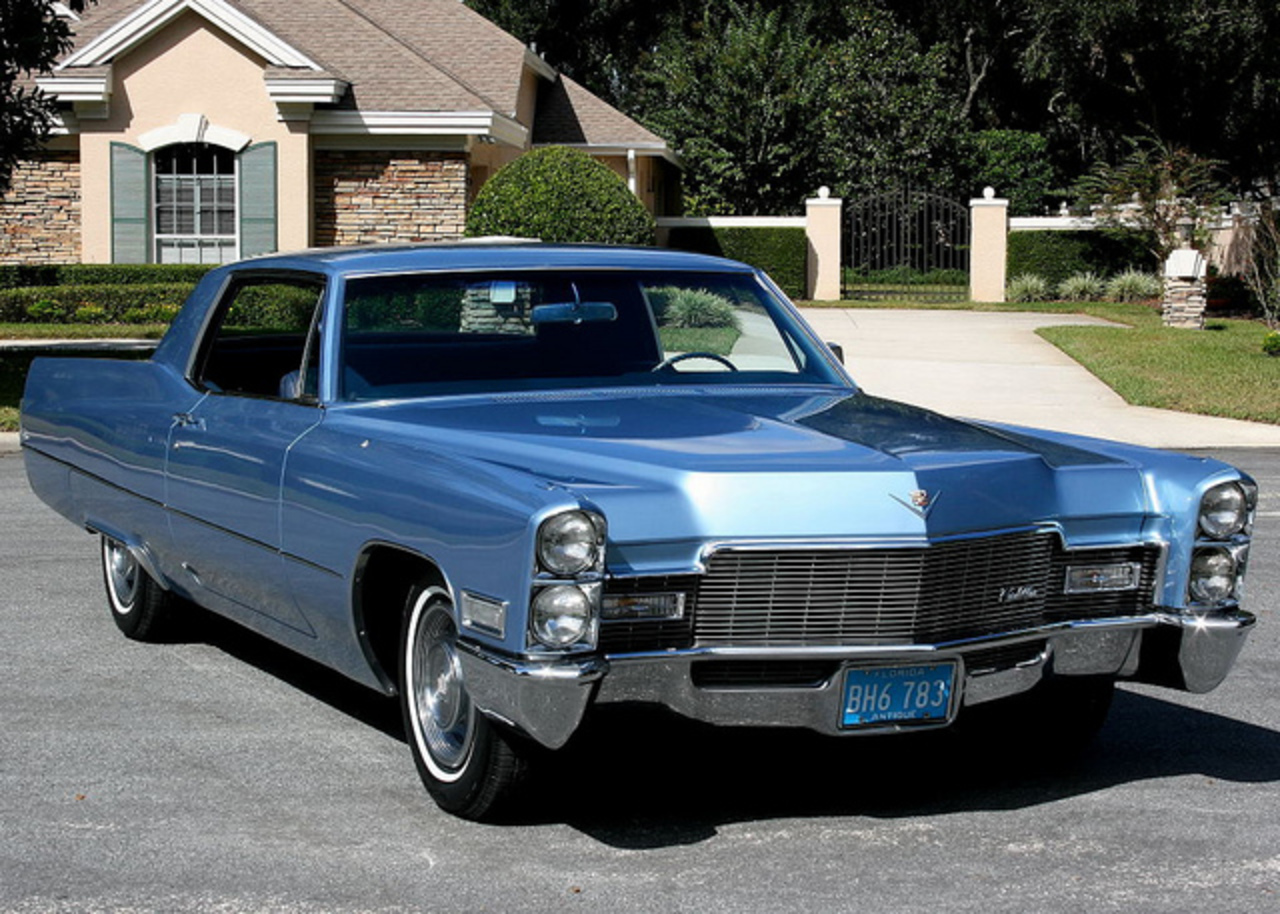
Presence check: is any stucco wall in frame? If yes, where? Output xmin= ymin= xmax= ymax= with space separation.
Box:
xmin=78 ymin=11 xmax=311 ymax=261
xmin=0 ymin=148 xmax=81 ymax=264
xmin=314 ymin=151 xmax=467 ymax=245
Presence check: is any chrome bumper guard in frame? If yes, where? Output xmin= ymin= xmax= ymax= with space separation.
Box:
xmin=458 ymin=609 xmax=1254 ymax=747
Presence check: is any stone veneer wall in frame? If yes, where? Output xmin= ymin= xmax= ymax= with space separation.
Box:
xmin=1163 ymin=276 xmax=1208 ymax=329
xmin=314 ymin=151 xmax=467 ymax=246
xmin=1 ymin=151 xmax=81 ymax=264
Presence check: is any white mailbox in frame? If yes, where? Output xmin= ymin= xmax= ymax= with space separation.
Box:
xmin=1164 ymin=248 xmax=1206 ymax=279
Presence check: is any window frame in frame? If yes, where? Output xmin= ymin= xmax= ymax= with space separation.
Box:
xmin=152 ymin=142 xmax=240 ymax=265
xmin=190 ymin=269 xmax=329 ymax=404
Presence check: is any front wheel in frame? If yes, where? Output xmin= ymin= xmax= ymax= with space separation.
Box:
xmin=100 ymin=535 xmax=178 ymax=641
xmin=399 ymin=585 xmax=528 ymax=820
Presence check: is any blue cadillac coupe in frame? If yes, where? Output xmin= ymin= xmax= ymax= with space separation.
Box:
xmin=21 ymin=243 xmax=1256 ymax=819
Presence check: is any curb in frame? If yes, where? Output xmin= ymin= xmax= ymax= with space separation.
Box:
xmin=0 ymin=432 xmax=21 ymax=455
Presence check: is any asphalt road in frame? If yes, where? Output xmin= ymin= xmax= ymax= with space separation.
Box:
xmin=2 ymin=449 xmax=1278 ymax=914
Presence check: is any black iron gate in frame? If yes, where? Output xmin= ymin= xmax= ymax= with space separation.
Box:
xmin=844 ymin=187 xmax=970 ymax=301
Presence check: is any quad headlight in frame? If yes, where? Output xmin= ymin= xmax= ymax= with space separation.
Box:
xmin=537 ymin=510 xmax=604 ymax=576
xmin=529 ymin=509 xmax=606 ymax=650
xmin=1198 ymin=481 xmax=1254 ymax=539
xmin=1189 ymin=547 xmax=1239 ymax=605
xmin=531 ymin=584 xmax=596 ymax=647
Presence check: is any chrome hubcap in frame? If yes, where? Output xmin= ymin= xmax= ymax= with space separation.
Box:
xmin=409 ymin=599 xmax=474 ymax=775
xmin=106 ymin=540 xmax=139 ymax=612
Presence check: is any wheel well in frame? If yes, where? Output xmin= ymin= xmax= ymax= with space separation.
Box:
xmin=353 ymin=545 xmax=446 ymax=695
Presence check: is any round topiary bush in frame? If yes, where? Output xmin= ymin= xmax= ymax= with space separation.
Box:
xmin=466 ymin=146 xmax=656 ymax=246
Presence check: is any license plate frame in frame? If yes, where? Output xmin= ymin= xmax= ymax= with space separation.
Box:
xmin=840 ymin=661 xmax=958 ymax=730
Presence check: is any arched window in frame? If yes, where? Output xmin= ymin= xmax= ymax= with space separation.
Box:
xmin=153 ymin=143 xmax=236 ymax=264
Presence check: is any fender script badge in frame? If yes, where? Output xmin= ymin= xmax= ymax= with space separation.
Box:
xmin=891 ymin=489 xmax=940 ymax=519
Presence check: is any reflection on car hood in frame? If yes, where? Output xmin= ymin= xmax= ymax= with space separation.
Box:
xmin=342 ymin=389 xmax=1146 ymax=544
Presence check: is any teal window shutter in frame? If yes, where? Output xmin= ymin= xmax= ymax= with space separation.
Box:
xmin=239 ymin=142 xmax=278 ymax=257
xmin=110 ymin=143 xmax=148 ymax=264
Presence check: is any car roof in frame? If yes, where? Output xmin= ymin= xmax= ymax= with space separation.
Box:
xmin=223 ymin=241 xmax=757 ymax=277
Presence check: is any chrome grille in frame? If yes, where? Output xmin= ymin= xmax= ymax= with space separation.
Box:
xmin=602 ymin=533 xmax=1161 ymax=653
xmin=695 ymin=531 xmax=1057 ymax=647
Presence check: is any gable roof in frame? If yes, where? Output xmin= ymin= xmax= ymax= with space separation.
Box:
xmin=40 ymin=0 xmax=667 ymax=154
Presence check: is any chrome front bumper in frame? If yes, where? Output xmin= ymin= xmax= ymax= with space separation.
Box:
xmin=459 ymin=609 xmax=1255 ymax=749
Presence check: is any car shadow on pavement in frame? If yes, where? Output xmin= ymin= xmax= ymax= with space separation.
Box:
xmin=184 ymin=612 xmax=1278 ymax=846
xmin=535 ymin=691 xmax=1280 ymax=847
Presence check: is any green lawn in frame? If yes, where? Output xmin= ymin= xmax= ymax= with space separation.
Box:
xmin=1038 ymin=316 xmax=1280 ymax=424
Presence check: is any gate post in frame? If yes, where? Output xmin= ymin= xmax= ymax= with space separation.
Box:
xmin=969 ymin=187 xmax=1008 ymax=302
xmin=806 ymin=187 xmax=843 ymax=300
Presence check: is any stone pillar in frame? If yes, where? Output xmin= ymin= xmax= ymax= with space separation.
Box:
xmin=1162 ymin=248 xmax=1208 ymax=328
xmin=969 ymin=187 xmax=1008 ymax=302
xmin=806 ymin=187 xmax=843 ymax=301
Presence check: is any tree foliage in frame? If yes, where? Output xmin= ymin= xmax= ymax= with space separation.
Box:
xmin=469 ymin=0 xmax=1280 ymax=215
xmin=1 ymin=1 xmax=92 ymax=194
xmin=465 ymin=146 xmax=656 ymax=245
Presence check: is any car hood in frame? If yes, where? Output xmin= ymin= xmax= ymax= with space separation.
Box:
xmin=339 ymin=389 xmax=1149 ymax=553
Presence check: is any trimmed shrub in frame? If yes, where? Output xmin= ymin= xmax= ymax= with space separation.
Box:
xmin=1263 ymin=330 xmax=1280 ymax=356
xmin=0 ymin=283 xmax=195 ymax=323
xmin=648 ymin=286 xmax=740 ymax=329
xmin=665 ymin=225 xmax=807 ymax=299
xmin=1105 ymin=269 xmax=1162 ymax=302
xmin=1008 ymin=230 xmax=1152 ymax=287
xmin=0 ymin=263 xmax=213 ymax=290
xmin=1057 ymin=271 xmax=1106 ymax=301
xmin=466 ymin=146 xmax=655 ymax=246
xmin=1006 ymin=273 xmax=1051 ymax=302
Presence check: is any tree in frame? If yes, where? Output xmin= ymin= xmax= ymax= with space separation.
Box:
xmin=635 ymin=1 xmax=963 ymax=214
xmin=1236 ymin=201 xmax=1280 ymax=330
xmin=1075 ymin=136 xmax=1228 ymax=266
xmin=1 ymin=1 xmax=92 ymax=194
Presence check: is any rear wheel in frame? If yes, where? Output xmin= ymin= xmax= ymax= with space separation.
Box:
xmin=399 ymin=584 xmax=528 ymax=820
xmin=100 ymin=535 xmax=178 ymax=641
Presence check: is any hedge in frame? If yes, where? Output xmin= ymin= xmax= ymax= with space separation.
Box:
xmin=1007 ymin=230 xmax=1153 ymax=287
xmin=466 ymin=146 xmax=655 ymax=245
xmin=0 ymin=283 xmax=196 ymax=323
xmin=665 ymin=226 xmax=807 ymax=299
xmin=0 ymin=263 xmax=214 ymax=290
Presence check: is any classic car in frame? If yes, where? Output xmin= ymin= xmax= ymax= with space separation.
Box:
xmin=21 ymin=243 xmax=1257 ymax=820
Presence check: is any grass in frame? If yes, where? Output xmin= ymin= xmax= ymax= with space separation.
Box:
xmin=0 ymin=322 xmax=169 ymax=340
xmin=659 ymin=326 xmax=741 ymax=356
xmin=1039 ymin=317 xmax=1280 ymax=424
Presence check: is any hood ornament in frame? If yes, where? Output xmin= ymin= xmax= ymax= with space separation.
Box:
xmin=891 ymin=488 xmax=941 ymax=519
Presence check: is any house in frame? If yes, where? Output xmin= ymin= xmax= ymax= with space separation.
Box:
xmin=2 ymin=0 xmax=680 ymax=265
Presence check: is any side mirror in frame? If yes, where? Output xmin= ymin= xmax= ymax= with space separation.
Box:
xmin=826 ymin=342 xmax=844 ymax=364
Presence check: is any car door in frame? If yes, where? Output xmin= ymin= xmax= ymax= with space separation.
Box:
xmin=165 ymin=271 xmax=327 ymax=635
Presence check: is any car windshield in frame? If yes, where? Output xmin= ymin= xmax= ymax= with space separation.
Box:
xmin=338 ymin=269 xmax=843 ymax=400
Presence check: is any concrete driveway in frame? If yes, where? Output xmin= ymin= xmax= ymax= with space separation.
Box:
xmin=802 ymin=308 xmax=1280 ymax=449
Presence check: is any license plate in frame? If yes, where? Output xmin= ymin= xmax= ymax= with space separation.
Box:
xmin=840 ymin=662 xmax=956 ymax=729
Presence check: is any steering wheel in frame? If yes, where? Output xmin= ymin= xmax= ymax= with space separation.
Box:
xmin=652 ymin=351 xmax=739 ymax=372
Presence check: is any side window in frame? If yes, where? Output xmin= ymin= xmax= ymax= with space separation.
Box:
xmin=199 ymin=275 xmax=326 ymax=400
